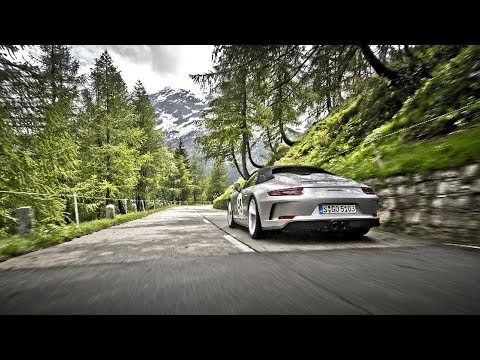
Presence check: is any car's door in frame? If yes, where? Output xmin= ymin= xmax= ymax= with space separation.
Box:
xmin=236 ymin=173 xmax=258 ymax=225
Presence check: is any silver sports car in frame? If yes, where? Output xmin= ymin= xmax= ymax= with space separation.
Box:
xmin=227 ymin=165 xmax=380 ymax=239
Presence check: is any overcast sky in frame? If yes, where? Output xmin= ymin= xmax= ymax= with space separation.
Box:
xmin=19 ymin=45 xmax=215 ymax=95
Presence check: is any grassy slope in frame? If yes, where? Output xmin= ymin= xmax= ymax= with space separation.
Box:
xmin=0 ymin=205 xmax=175 ymax=262
xmin=213 ymin=46 xmax=480 ymax=208
xmin=276 ymin=46 xmax=480 ymax=180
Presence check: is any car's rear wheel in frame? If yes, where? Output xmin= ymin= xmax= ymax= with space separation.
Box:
xmin=227 ymin=200 xmax=236 ymax=228
xmin=248 ymin=197 xmax=264 ymax=239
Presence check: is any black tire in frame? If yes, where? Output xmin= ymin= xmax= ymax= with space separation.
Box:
xmin=346 ymin=228 xmax=370 ymax=239
xmin=248 ymin=197 xmax=264 ymax=239
xmin=227 ymin=200 xmax=236 ymax=228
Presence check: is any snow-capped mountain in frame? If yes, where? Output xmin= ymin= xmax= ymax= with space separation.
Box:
xmin=149 ymin=87 xmax=211 ymax=154
xmin=149 ymin=86 xmax=314 ymax=155
xmin=148 ymin=86 xmax=315 ymax=182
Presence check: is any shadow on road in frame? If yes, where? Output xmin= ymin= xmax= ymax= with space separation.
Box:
xmin=245 ymin=228 xmax=375 ymax=245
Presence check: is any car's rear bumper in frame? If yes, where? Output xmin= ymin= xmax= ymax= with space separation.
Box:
xmin=261 ymin=215 xmax=380 ymax=231
xmin=281 ymin=218 xmax=380 ymax=231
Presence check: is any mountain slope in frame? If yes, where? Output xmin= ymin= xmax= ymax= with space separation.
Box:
xmin=149 ymin=86 xmax=315 ymax=153
xmin=148 ymin=86 xmax=317 ymax=182
xmin=149 ymin=87 xmax=211 ymax=154
xmin=276 ymin=46 xmax=480 ymax=179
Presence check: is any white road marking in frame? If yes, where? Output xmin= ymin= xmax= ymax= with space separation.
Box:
xmin=223 ymin=235 xmax=255 ymax=253
xmin=444 ymin=243 xmax=480 ymax=250
xmin=203 ymin=219 xmax=210 ymax=224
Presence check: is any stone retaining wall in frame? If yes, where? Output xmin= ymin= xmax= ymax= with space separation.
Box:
xmin=362 ymin=163 xmax=480 ymax=242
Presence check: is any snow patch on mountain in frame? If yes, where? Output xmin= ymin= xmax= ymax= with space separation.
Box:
xmin=149 ymin=87 xmax=212 ymax=154
xmin=148 ymin=86 xmax=316 ymax=181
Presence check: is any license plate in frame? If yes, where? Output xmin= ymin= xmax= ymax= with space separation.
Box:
xmin=319 ymin=204 xmax=356 ymax=214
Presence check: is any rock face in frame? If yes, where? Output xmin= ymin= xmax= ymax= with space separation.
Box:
xmin=15 ymin=206 xmax=35 ymax=235
xmin=362 ymin=163 xmax=480 ymax=242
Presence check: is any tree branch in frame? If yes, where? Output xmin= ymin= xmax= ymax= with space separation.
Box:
xmin=230 ymin=147 xmax=246 ymax=180
xmin=266 ymin=128 xmax=276 ymax=152
xmin=246 ymin=137 xmax=264 ymax=168
xmin=269 ymin=45 xmax=320 ymax=94
xmin=336 ymin=46 xmax=360 ymax=83
xmin=360 ymin=45 xmax=400 ymax=82
xmin=256 ymin=45 xmax=298 ymax=74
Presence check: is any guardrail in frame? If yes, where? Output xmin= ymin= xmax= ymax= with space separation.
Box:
xmin=0 ymin=189 xmax=212 ymax=230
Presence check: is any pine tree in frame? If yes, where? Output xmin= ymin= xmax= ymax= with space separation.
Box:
xmin=191 ymin=46 xmax=304 ymax=177
xmin=206 ymin=158 xmax=230 ymax=201
xmin=175 ymin=156 xmax=193 ymax=202
xmin=131 ymin=80 xmax=168 ymax=209
xmin=192 ymin=45 xmax=444 ymax=180
xmin=0 ymin=45 xmax=84 ymax=232
xmin=174 ymin=138 xmax=189 ymax=163
xmin=0 ymin=46 xmax=40 ymax=234
xmin=190 ymin=154 xmax=207 ymax=202
xmin=191 ymin=46 xmax=258 ymax=179
xmin=171 ymin=140 xmax=192 ymax=201
xmin=76 ymin=50 xmax=140 ymax=216
xmin=35 ymin=45 xmax=82 ymax=221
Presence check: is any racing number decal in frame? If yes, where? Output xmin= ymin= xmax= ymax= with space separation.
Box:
xmin=236 ymin=195 xmax=243 ymax=217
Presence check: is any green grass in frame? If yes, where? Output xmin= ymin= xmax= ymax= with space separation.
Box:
xmin=328 ymin=123 xmax=480 ymax=181
xmin=273 ymin=46 xmax=480 ymax=180
xmin=0 ymin=205 xmax=176 ymax=262
xmin=212 ymin=189 xmax=233 ymax=210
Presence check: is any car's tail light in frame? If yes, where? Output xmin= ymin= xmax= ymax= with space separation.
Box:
xmin=361 ymin=187 xmax=375 ymax=194
xmin=267 ymin=187 xmax=303 ymax=196
xmin=278 ymin=216 xmax=295 ymax=219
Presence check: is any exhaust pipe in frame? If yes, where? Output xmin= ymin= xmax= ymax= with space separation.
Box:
xmin=330 ymin=221 xmax=339 ymax=231
xmin=340 ymin=221 xmax=349 ymax=231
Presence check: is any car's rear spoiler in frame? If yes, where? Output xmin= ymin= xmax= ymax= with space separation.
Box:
xmin=256 ymin=165 xmax=334 ymax=184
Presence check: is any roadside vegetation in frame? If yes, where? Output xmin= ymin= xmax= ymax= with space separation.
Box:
xmin=3 ymin=45 xmax=479 ymax=224
xmin=205 ymin=45 xmax=480 ymax=208
xmin=0 ymin=46 xmax=227 ymax=237
xmin=277 ymin=46 xmax=480 ymax=180
xmin=0 ymin=205 xmax=175 ymax=262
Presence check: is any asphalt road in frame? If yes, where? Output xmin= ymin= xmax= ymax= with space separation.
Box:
xmin=0 ymin=205 xmax=479 ymax=314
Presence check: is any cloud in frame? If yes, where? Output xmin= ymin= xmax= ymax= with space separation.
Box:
xmin=18 ymin=45 xmax=214 ymax=94
xmin=102 ymin=45 xmax=180 ymax=75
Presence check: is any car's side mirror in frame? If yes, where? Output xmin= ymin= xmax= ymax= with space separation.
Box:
xmin=233 ymin=183 xmax=242 ymax=192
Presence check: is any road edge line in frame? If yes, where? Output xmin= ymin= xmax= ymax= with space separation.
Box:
xmin=193 ymin=208 xmax=258 ymax=253
xmin=444 ymin=243 xmax=480 ymax=250
xmin=223 ymin=235 xmax=255 ymax=253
